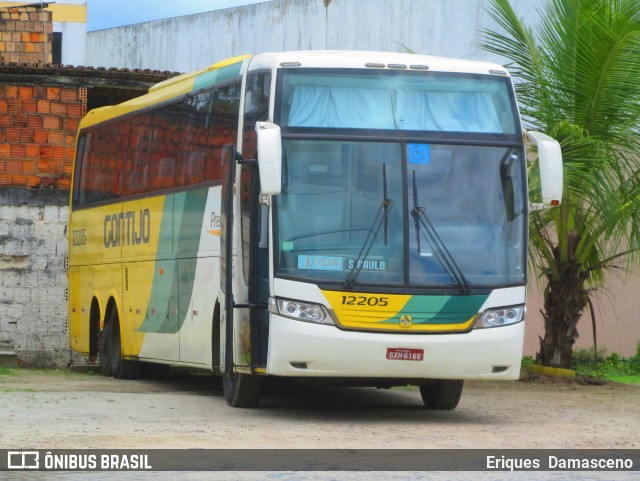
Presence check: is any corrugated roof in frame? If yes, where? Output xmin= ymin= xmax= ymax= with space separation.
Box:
xmin=0 ymin=62 xmax=180 ymax=82
xmin=0 ymin=62 xmax=182 ymax=109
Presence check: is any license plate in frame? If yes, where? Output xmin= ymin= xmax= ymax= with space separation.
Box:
xmin=386 ymin=348 xmax=424 ymax=361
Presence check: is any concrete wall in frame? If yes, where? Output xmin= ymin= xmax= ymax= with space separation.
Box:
xmin=0 ymin=188 xmax=79 ymax=367
xmin=526 ymin=275 xmax=640 ymax=359
xmin=52 ymin=0 xmax=88 ymax=66
xmin=86 ymin=0 xmax=541 ymax=72
xmin=56 ymin=21 xmax=87 ymax=66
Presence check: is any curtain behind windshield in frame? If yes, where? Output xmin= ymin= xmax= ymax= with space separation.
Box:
xmin=281 ymin=72 xmax=515 ymax=133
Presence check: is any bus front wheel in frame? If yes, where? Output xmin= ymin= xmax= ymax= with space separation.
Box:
xmin=222 ymin=370 xmax=263 ymax=408
xmin=419 ymin=380 xmax=463 ymax=410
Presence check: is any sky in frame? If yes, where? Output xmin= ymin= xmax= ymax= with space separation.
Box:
xmin=87 ymin=0 xmax=272 ymax=31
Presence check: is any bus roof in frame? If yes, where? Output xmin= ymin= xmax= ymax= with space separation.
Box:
xmin=78 ymin=50 xmax=509 ymax=130
xmin=247 ymin=50 xmax=509 ymax=77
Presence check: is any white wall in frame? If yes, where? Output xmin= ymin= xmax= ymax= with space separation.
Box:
xmin=54 ymin=21 xmax=87 ymax=66
xmin=86 ymin=0 xmax=541 ymax=72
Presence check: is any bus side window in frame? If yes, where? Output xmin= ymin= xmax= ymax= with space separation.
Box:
xmin=123 ymin=119 xmax=152 ymax=196
xmin=150 ymin=157 xmax=176 ymax=190
xmin=125 ymin=156 xmax=148 ymax=196
xmin=78 ymin=122 xmax=124 ymax=204
xmin=243 ymin=72 xmax=270 ymax=159
xmin=184 ymin=151 xmax=205 ymax=185
xmin=75 ymin=133 xmax=90 ymax=205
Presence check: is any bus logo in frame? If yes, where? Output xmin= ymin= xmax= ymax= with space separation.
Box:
xmin=103 ymin=209 xmax=151 ymax=248
xmin=8 ymin=451 xmax=39 ymax=469
xmin=400 ymin=315 xmax=412 ymax=328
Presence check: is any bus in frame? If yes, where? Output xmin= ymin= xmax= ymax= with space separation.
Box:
xmin=68 ymin=50 xmax=562 ymax=409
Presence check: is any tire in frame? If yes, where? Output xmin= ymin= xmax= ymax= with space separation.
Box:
xmin=419 ymin=380 xmax=464 ymax=410
xmin=98 ymin=321 xmax=112 ymax=377
xmin=222 ymin=370 xmax=263 ymax=408
xmin=107 ymin=309 xmax=142 ymax=380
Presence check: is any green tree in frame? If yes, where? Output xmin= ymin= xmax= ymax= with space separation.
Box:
xmin=482 ymin=0 xmax=640 ymax=368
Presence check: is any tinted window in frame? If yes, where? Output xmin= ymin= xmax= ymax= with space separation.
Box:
xmin=75 ymin=80 xmax=241 ymax=207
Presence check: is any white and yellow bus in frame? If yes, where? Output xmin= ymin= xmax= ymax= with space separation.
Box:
xmin=69 ymin=51 xmax=562 ymax=408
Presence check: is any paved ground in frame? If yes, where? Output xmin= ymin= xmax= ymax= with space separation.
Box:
xmin=1 ymin=368 xmax=638 ymax=480
xmin=0 ymin=368 xmax=638 ymax=450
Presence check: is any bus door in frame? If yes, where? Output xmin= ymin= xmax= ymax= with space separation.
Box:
xmin=219 ymin=146 xmax=234 ymax=374
xmin=240 ymin=162 xmax=270 ymax=368
xmin=219 ymin=147 xmax=269 ymax=374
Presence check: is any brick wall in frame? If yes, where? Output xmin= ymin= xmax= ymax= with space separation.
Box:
xmin=0 ymin=84 xmax=84 ymax=189
xmin=0 ymin=6 xmax=53 ymax=64
xmin=0 ymin=4 xmax=78 ymax=191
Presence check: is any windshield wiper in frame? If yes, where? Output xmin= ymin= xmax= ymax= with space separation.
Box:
xmin=410 ymin=170 xmax=471 ymax=293
xmin=344 ymin=163 xmax=393 ymax=289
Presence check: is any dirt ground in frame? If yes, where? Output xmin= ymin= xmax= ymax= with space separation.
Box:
xmin=0 ymin=368 xmax=638 ymax=450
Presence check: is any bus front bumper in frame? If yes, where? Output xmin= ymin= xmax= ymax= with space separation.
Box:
xmin=266 ymin=315 xmax=524 ymax=380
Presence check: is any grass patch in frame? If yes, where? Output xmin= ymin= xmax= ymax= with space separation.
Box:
xmin=521 ymin=356 xmax=535 ymax=370
xmin=0 ymin=387 xmax=36 ymax=393
xmin=607 ymin=375 xmax=640 ymax=385
xmin=522 ymin=344 xmax=640 ymax=384
xmin=43 ymin=368 xmax=99 ymax=376
xmin=572 ymin=346 xmax=640 ymax=381
xmin=0 ymin=367 xmax=99 ymax=377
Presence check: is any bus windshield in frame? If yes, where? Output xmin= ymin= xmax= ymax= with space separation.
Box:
xmin=275 ymin=69 xmax=525 ymax=290
xmin=276 ymin=140 xmax=526 ymax=289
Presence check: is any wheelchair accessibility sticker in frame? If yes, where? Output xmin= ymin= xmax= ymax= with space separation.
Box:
xmin=408 ymin=144 xmax=430 ymax=164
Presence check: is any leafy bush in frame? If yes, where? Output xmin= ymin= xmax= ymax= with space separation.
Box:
xmin=571 ymin=344 xmax=640 ymax=379
xmin=521 ymin=356 xmax=535 ymax=369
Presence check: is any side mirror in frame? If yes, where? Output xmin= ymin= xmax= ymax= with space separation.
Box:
xmin=255 ymin=121 xmax=282 ymax=195
xmin=526 ymin=131 xmax=563 ymax=210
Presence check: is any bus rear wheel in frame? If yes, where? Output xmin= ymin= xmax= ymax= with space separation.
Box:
xmin=419 ymin=380 xmax=463 ymax=410
xmin=222 ymin=370 xmax=263 ymax=408
xmin=98 ymin=321 xmax=112 ymax=376
xmin=104 ymin=309 xmax=142 ymax=380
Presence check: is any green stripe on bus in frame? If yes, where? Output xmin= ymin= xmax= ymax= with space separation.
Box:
xmin=140 ymin=190 xmax=209 ymax=334
xmin=381 ymin=294 xmax=488 ymax=325
xmin=193 ymin=63 xmax=243 ymax=91
xmin=140 ymin=196 xmax=175 ymax=333
xmin=174 ymin=189 xmax=209 ymax=329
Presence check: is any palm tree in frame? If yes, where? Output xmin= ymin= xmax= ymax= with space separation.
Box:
xmin=482 ymin=0 xmax=640 ymax=368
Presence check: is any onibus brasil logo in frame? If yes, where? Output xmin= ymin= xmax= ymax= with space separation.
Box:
xmin=6 ymin=451 xmax=152 ymax=470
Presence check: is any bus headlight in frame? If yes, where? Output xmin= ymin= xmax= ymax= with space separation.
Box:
xmin=269 ymin=297 xmax=333 ymax=325
xmin=474 ymin=305 xmax=524 ymax=328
